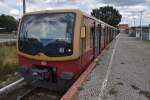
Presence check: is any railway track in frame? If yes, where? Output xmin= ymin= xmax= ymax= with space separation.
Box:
xmin=16 ymin=87 xmax=62 ymax=100
xmin=7 ymin=86 xmax=62 ymax=100
xmin=0 ymin=79 xmax=63 ymax=100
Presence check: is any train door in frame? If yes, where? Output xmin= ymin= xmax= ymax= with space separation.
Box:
xmin=92 ymin=22 xmax=99 ymax=58
xmin=104 ymin=26 xmax=107 ymax=48
xmin=95 ymin=23 xmax=101 ymax=56
xmin=106 ymin=27 xmax=109 ymax=46
xmin=80 ymin=16 xmax=94 ymax=70
xmin=101 ymin=24 xmax=105 ymax=50
xmin=106 ymin=27 xmax=108 ymax=45
xmin=110 ymin=28 xmax=113 ymax=41
xmin=109 ymin=29 xmax=111 ymax=41
xmin=80 ymin=16 xmax=86 ymax=70
xmin=111 ymin=29 xmax=113 ymax=41
xmin=113 ymin=29 xmax=115 ymax=39
xmin=113 ymin=29 xmax=115 ymax=40
xmin=98 ymin=24 xmax=102 ymax=54
xmin=90 ymin=22 xmax=96 ymax=58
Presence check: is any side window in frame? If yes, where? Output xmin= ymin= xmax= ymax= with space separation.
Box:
xmin=104 ymin=27 xmax=106 ymax=46
xmin=81 ymin=27 xmax=86 ymax=38
xmin=106 ymin=27 xmax=109 ymax=44
xmin=86 ymin=25 xmax=90 ymax=50
xmin=98 ymin=24 xmax=101 ymax=41
xmin=96 ymin=24 xmax=101 ymax=46
xmin=101 ymin=25 xmax=105 ymax=42
xmin=113 ymin=29 xmax=115 ymax=38
xmin=95 ymin=25 xmax=100 ymax=47
xmin=90 ymin=27 xmax=94 ymax=48
xmin=107 ymin=27 xmax=110 ymax=42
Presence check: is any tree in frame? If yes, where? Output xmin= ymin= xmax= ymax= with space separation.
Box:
xmin=0 ymin=14 xmax=18 ymax=32
xmin=91 ymin=6 xmax=122 ymax=26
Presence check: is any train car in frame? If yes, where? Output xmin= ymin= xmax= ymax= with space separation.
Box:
xmin=17 ymin=9 xmax=119 ymax=91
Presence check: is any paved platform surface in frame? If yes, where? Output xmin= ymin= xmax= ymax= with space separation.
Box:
xmin=77 ymin=33 xmax=150 ymax=100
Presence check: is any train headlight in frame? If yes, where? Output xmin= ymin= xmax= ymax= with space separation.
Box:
xmin=67 ymin=49 xmax=72 ymax=52
xmin=41 ymin=61 xmax=47 ymax=66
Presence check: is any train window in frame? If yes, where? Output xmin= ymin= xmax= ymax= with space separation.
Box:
xmin=103 ymin=27 xmax=106 ymax=47
xmin=80 ymin=25 xmax=90 ymax=54
xmin=106 ymin=27 xmax=109 ymax=44
xmin=101 ymin=28 xmax=104 ymax=49
xmin=95 ymin=26 xmax=100 ymax=47
xmin=107 ymin=27 xmax=109 ymax=43
xmin=85 ymin=25 xmax=91 ymax=51
xmin=98 ymin=24 xmax=101 ymax=53
xmin=19 ymin=13 xmax=75 ymax=57
xmin=81 ymin=27 xmax=86 ymax=54
xmin=90 ymin=27 xmax=94 ymax=48
xmin=81 ymin=26 xmax=86 ymax=38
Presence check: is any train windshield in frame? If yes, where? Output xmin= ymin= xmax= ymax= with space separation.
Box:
xmin=19 ymin=13 xmax=75 ymax=57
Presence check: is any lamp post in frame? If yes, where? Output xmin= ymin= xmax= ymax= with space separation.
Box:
xmin=139 ymin=11 xmax=144 ymax=40
xmin=23 ymin=0 xmax=26 ymax=15
xmin=133 ymin=17 xmax=136 ymax=27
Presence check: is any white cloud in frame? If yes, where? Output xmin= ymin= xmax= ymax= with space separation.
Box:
xmin=8 ymin=9 xmax=21 ymax=19
xmin=9 ymin=9 xmax=19 ymax=15
xmin=0 ymin=0 xmax=150 ymax=26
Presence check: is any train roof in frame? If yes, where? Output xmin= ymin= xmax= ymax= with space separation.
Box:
xmin=81 ymin=12 xmax=117 ymax=29
xmin=24 ymin=9 xmax=118 ymax=30
xmin=24 ymin=9 xmax=80 ymax=15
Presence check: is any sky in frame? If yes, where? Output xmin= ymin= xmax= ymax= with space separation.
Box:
xmin=0 ymin=0 xmax=150 ymax=26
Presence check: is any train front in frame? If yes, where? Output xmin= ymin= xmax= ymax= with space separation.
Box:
xmin=17 ymin=10 xmax=81 ymax=91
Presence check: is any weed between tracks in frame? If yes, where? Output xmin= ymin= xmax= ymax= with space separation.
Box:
xmin=116 ymin=82 xmax=123 ymax=86
xmin=0 ymin=46 xmax=20 ymax=83
xmin=131 ymin=84 xmax=140 ymax=90
xmin=108 ymin=88 xmax=118 ymax=95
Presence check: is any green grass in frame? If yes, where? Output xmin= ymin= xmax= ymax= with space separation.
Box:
xmin=143 ymin=40 xmax=150 ymax=45
xmin=139 ymin=90 xmax=150 ymax=100
xmin=0 ymin=46 xmax=18 ymax=81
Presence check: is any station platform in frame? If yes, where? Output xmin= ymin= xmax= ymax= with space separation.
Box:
xmin=77 ymin=33 xmax=150 ymax=100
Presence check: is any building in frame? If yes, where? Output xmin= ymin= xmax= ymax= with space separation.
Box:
xmin=129 ymin=25 xmax=150 ymax=40
xmin=129 ymin=27 xmax=136 ymax=37
xmin=119 ymin=24 xmax=129 ymax=33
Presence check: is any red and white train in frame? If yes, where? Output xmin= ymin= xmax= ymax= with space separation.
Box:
xmin=17 ymin=9 xmax=119 ymax=91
